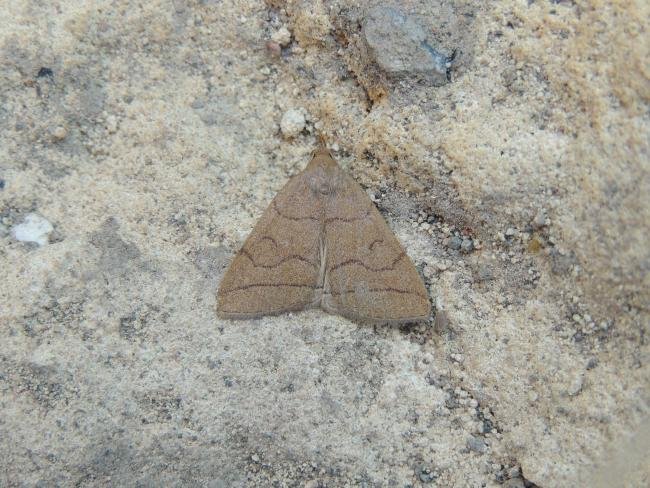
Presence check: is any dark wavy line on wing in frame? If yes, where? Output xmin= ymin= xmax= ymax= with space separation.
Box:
xmin=328 ymin=286 xmax=427 ymax=300
xmin=257 ymin=235 xmax=278 ymax=247
xmin=329 ymin=252 xmax=406 ymax=273
xmin=240 ymin=249 xmax=317 ymax=269
xmin=272 ymin=200 xmax=319 ymax=221
xmin=368 ymin=239 xmax=383 ymax=250
xmin=325 ymin=208 xmax=371 ymax=224
xmin=220 ymin=283 xmax=317 ymax=294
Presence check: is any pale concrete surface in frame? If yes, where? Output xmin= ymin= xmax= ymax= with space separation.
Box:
xmin=1 ymin=1 xmax=648 ymax=486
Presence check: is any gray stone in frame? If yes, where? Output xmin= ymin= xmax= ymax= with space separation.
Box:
xmin=448 ymin=236 xmax=463 ymax=250
xmin=363 ymin=6 xmax=453 ymax=85
xmin=418 ymin=467 xmax=436 ymax=483
xmin=503 ymin=478 xmax=525 ymax=488
xmin=466 ymin=435 xmax=487 ymax=454
xmin=460 ymin=238 xmax=474 ymax=253
xmin=532 ymin=209 xmax=547 ymax=229
xmin=477 ymin=264 xmax=495 ymax=282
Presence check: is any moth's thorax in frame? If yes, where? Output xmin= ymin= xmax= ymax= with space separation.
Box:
xmin=306 ymin=150 xmax=343 ymax=195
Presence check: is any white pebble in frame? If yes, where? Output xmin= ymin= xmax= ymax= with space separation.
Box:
xmin=532 ymin=209 xmax=547 ymax=229
xmin=11 ymin=213 xmax=53 ymax=246
xmin=105 ymin=115 xmax=118 ymax=133
xmin=51 ymin=126 xmax=68 ymax=141
xmin=271 ymin=26 xmax=292 ymax=46
xmin=567 ymin=374 xmax=584 ymax=396
xmin=280 ymin=108 xmax=306 ymax=138
xmin=423 ymin=265 xmax=436 ymax=279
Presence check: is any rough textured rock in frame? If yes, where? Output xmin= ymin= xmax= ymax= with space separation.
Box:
xmin=362 ymin=6 xmax=453 ymax=85
xmin=0 ymin=0 xmax=648 ymax=487
xmin=10 ymin=213 xmax=53 ymax=246
xmin=279 ymin=107 xmax=307 ymax=138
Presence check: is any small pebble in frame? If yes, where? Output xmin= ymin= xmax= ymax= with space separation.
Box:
xmin=567 ymin=374 xmax=583 ymax=396
xmin=280 ymin=108 xmax=306 ymax=138
xmin=106 ymin=115 xmax=118 ymax=133
xmin=51 ymin=126 xmax=68 ymax=141
xmin=251 ymin=454 xmax=260 ymax=463
xmin=532 ymin=209 xmax=547 ymax=229
xmin=423 ymin=265 xmax=436 ymax=279
xmin=505 ymin=227 xmax=516 ymax=237
xmin=418 ymin=467 xmax=436 ymax=483
xmin=477 ymin=264 xmax=494 ymax=281
xmin=467 ymin=435 xmax=487 ymax=454
xmin=11 ymin=213 xmax=53 ymax=246
xmin=448 ymin=236 xmax=462 ymax=250
xmin=450 ymin=353 xmax=464 ymax=363
xmin=265 ymin=40 xmax=282 ymax=57
xmin=434 ymin=309 xmax=449 ymax=332
xmin=460 ymin=238 xmax=474 ymax=253
xmin=37 ymin=67 xmax=54 ymax=78
xmin=271 ymin=26 xmax=292 ymax=46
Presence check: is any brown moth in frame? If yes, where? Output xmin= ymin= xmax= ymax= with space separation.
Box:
xmin=216 ymin=148 xmax=431 ymax=324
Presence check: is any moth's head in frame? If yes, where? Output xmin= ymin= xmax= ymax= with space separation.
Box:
xmin=310 ymin=146 xmax=335 ymax=164
xmin=306 ymin=146 xmax=342 ymax=195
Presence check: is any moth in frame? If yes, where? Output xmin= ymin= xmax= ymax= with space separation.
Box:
xmin=216 ymin=147 xmax=431 ymax=324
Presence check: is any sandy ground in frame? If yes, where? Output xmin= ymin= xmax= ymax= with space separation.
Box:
xmin=0 ymin=0 xmax=648 ymax=486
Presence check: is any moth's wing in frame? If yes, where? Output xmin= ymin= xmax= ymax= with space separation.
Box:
xmin=216 ymin=173 xmax=322 ymax=319
xmin=322 ymin=174 xmax=431 ymax=324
